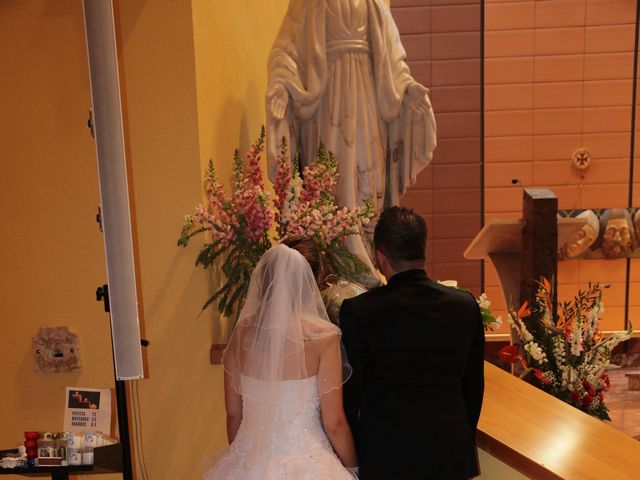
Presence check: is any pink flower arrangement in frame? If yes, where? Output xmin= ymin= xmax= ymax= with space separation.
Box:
xmin=274 ymin=143 xmax=373 ymax=247
xmin=179 ymin=129 xmax=374 ymax=320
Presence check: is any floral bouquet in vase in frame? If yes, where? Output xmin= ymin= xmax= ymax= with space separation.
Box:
xmin=178 ymin=128 xmax=374 ymax=324
xmin=499 ymin=278 xmax=631 ymax=420
xmin=273 ymin=141 xmax=373 ymax=281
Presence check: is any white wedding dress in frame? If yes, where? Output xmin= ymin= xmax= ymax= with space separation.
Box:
xmin=204 ymin=375 xmax=353 ymax=479
xmin=204 ymin=245 xmax=355 ymax=479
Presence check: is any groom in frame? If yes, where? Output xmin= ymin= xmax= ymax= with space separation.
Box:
xmin=340 ymin=207 xmax=485 ymax=480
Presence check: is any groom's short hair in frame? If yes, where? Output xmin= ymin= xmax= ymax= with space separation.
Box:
xmin=374 ymin=207 xmax=427 ymax=269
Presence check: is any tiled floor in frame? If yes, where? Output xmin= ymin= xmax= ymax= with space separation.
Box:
xmin=606 ymin=367 xmax=640 ymax=440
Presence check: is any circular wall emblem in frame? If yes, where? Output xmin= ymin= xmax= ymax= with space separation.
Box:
xmin=572 ymin=148 xmax=591 ymax=171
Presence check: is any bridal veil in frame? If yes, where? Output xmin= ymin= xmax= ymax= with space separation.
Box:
xmin=222 ymin=243 xmax=352 ymax=398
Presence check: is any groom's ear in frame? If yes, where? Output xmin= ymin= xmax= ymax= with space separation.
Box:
xmin=374 ymin=249 xmax=389 ymax=274
xmin=374 ymin=249 xmax=382 ymax=269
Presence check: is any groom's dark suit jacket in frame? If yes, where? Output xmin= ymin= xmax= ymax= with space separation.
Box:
xmin=340 ymin=269 xmax=485 ymax=480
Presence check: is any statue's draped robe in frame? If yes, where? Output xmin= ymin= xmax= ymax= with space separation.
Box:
xmin=267 ymin=0 xmax=436 ymax=277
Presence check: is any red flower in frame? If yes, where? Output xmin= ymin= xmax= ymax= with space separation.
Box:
xmin=533 ymin=369 xmax=549 ymax=384
xmin=498 ymin=345 xmax=521 ymax=364
xmin=582 ymin=393 xmax=594 ymax=407
xmin=570 ymin=391 xmax=581 ymax=404
xmin=582 ymin=380 xmax=596 ymax=397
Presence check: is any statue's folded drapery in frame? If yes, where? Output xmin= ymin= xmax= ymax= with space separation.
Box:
xmin=267 ymin=0 xmax=436 ymax=279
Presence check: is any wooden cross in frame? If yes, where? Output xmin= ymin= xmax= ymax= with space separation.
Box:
xmin=520 ymin=188 xmax=559 ymax=326
xmin=465 ymin=188 xmax=585 ymax=339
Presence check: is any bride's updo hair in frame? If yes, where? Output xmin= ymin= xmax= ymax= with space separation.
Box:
xmin=282 ymin=236 xmax=326 ymax=286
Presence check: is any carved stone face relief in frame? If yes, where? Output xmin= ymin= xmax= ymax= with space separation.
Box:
xmin=602 ymin=218 xmax=633 ymax=259
xmin=564 ymin=223 xmax=598 ymax=259
xmin=559 ymin=209 xmax=600 ymax=259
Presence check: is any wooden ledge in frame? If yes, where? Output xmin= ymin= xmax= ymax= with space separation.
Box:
xmin=478 ymin=362 xmax=640 ymax=480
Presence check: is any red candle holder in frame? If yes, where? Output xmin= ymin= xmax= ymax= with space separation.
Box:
xmin=24 ymin=432 xmax=40 ymax=460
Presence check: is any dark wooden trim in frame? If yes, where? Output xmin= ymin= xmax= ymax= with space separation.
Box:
xmin=623 ymin=0 xmax=640 ymax=331
xmin=480 ymin=0 xmax=486 ymax=295
xmin=210 ymin=343 xmax=226 ymax=365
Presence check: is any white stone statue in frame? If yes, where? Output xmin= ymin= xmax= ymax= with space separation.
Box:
xmin=266 ymin=0 xmax=436 ymax=280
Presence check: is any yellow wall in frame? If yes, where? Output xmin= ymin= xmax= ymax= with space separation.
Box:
xmin=114 ymin=1 xmax=288 ymax=478
xmin=0 ymin=2 xmax=616 ymax=480
xmin=191 ymin=0 xmax=290 ymax=341
xmin=0 ymin=1 xmax=518 ymax=479
xmin=1 ymin=0 xmax=289 ymax=478
xmin=113 ymin=1 xmax=210 ymax=478
xmin=0 ymin=1 xmax=118 ymax=479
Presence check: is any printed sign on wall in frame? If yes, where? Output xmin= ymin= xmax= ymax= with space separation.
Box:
xmin=63 ymin=387 xmax=112 ymax=434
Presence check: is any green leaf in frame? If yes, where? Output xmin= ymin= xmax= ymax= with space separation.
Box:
xmin=177 ymin=226 xmax=207 ymax=247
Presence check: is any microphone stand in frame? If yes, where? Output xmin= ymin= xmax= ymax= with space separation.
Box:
xmin=96 ymin=284 xmax=149 ymax=480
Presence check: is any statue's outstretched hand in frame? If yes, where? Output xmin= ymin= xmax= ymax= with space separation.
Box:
xmin=267 ymin=82 xmax=289 ymax=120
xmin=405 ymin=82 xmax=432 ymax=116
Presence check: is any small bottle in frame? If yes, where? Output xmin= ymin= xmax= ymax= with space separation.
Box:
xmin=81 ymin=447 xmax=94 ymax=465
xmin=55 ymin=438 xmax=67 ymax=461
xmin=67 ymin=447 xmax=81 ymax=466
xmin=37 ymin=437 xmax=52 ymax=458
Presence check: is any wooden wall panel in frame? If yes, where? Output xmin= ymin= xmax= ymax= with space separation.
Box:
xmin=485 ymin=0 xmax=637 ymax=333
xmin=393 ymin=0 xmax=483 ymax=293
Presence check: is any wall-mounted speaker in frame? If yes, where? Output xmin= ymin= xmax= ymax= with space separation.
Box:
xmin=83 ymin=0 xmax=144 ymax=381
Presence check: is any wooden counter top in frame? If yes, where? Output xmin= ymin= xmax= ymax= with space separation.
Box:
xmin=478 ymin=362 xmax=640 ymax=480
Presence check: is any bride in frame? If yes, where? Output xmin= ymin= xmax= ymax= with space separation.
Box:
xmin=203 ymin=244 xmax=359 ymax=479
